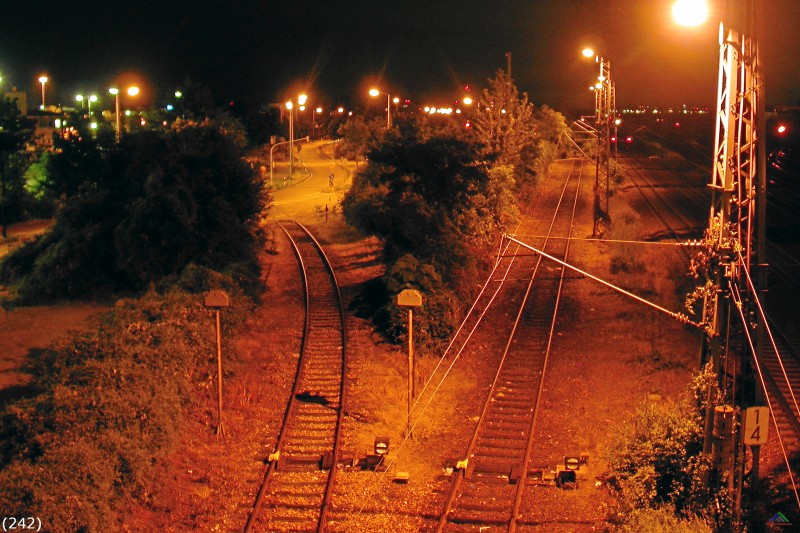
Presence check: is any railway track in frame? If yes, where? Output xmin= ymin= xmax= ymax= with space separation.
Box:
xmin=432 ymin=158 xmax=584 ymax=531
xmin=621 ymin=156 xmax=800 ymax=447
xmin=244 ymin=220 xmax=347 ymax=532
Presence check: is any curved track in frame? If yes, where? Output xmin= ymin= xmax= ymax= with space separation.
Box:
xmin=244 ymin=220 xmax=347 ymax=532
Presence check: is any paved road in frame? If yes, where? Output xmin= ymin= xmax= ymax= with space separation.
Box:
xmin=270 ymin=140 xmax=356 ymax=221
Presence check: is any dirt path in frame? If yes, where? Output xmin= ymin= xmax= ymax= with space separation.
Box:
xmin=0 ymin=219 xmax=108 ymax=394
xmin=0 ymin=303 xmax=108 ymax=390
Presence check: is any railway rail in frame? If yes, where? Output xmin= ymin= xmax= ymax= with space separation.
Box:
xmin=620 ymin=156 xmax=800 ymax=448
xmin=432 ymin=158 xmax=584 ymax=531
xmin=244 ymin=220 xmax=347 ymax=532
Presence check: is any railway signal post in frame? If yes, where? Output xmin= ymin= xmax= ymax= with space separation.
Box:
xmin=397 ymin=289 xmax=422 ymax=439
xmin=204 ymin=290 xmax=230 ymax=436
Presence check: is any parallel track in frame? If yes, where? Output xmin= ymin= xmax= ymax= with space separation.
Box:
xmin=433 ymin=158 xmax=584 ymax=531
xmin=621 ymin=156 xmax=800 ymax=460
xmin=244 ymin=220 xmax=347 ymax=532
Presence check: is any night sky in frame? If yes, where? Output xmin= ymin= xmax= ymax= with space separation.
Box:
xmin=2 ymin=0 xmax=799 ymax=114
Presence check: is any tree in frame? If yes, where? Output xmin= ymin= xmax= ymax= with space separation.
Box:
xmin=342 ymin=117 xmax=516 ymax=348
xmin=0 ymin=97 xmax=35 ymax=237
xmin=335 ymin=116 xmax=384 ymax=164
xmin=472 ymin=70 xmax=536 ymax=173
xmin=2 ymin=117 xmax=270 ymax=301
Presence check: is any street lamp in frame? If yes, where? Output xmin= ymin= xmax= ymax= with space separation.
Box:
xmin=88 ymin=94 xmax=97 ymax=115
xmin=582 ymin=49 xmax=615 ymax=237
xmin=38 ymin=75 xmax=48 ymax=110
xmin=671 ymin=0 xmax=769 ymax=504
xmin=313 ymin=106 xmax=323 ymax=140
xmin=285 ymin=93 xmax=308 ymax=179
xmin=109 ymin=86 xmax=139 ymax=141
xmin=672 ymin=0 xmax=709 ymax=27
xmin=369 ymin=88 xmax=393 ymax=128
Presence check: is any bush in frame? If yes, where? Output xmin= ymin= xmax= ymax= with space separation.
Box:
xmin=615 ymin=507 xmax=712 ymax=532
xmin=0 ymin=271 xmax=252 ymax=532
xmin=1 ymin=119 xmax=269 ymax=303
xmin=605 ymin=371 xmax=737 ymax=531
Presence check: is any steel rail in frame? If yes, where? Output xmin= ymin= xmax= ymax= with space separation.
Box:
xmin=244 ymin=220 xmax=347 ymax=532
xmin=435 ymin=158 xmax=583 ymax=531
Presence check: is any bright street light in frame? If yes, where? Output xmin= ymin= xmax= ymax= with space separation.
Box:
xmin=369 ymin=88 xmax=393 ymax=128
xmin=38 ymin=75 xmax=48 ymax=110
xmin=672 ymin=0 xmax=708 ymax=27
xmin=109 ymin=86 xmax=139 ymax=141
xmin=285 ymin=93 xmax=308 ymax=178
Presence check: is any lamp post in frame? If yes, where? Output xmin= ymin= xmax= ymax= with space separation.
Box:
xmin=88 ymin=94 xmax=97 ymax=115
xmin=313 ymin=106 xmax=323 ymax=140
xmin=582 ymin=49 xmax=614 ymax=237
xmin=369 ymin=88 xmax=392 ymax=128
xmin=285 ymin=93 xmax=307 ymax=179
xmin=38 ymin=75 xmax=48 ymax=110
xmin=109 ymin=86 xmax=139 ymax=141
xmin=672 ymin=0 xmax=772 ymax=516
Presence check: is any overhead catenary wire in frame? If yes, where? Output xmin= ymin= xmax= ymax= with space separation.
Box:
xmin=504 ymin=235 xmax=704 ymax=328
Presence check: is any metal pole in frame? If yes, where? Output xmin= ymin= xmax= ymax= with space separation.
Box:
xmin=289 ymin=106 xmax=294 ymax=179
xmin=407 ymin=308 xmax=414 ymax=439
xmin=752 ymin=0 xmax=767 ymax=491
xmin=115 ymin=93 xmax=121 ymax=142
xmin=386 ymin=94 xmax=391 ymax=129
xmin=215 ymin=309 xmax=225 ymax=436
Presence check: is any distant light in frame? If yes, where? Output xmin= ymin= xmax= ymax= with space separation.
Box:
xmin=166 ymin=104 xmax=174 ymax=111
xmin=54 ymin=119 xmax=61 ymax=128
xmin=109 ymin=88 xmax=119 ymax=95
xmin=463 ymin=96 xmax=473 ymax=106
xmin=672 ymin=0 xmax=708 ymax=27
xmin=175 ymin=91 xmax=183 ymax=98
xmin=90 ymin=122 xmax=98 ymax=130
xmin=337 ymin=106 xmax=344 ymax=113
xmin=127 ymin=86 xmax=140 ymax=96
xmin=315 ymin=106 xmax=323 ymax=113
xmin=298 ymin=93 xmax=308 ymax=105
xmin=777 ymin=124 xmax=788 ymax=135
xmin=392 ymin=97 xmax=400 ymax=104
xmin=368 ymin=88 xmax=380 ymax=97
xmin=38 ymin=75 xmax=48 ymax=84
xmin=582 ymin=48 xmax=595 ymax=58
xmin=286 ymin=101 xmax=293 ymax=110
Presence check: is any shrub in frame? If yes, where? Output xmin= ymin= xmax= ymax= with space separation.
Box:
xmin=0 ymin=270 xmax=252 ymax=532
xmin=605 ymin=371 xmax=737 ymax=530
xmin=615 ymin=507 xmax=712 ymax=533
